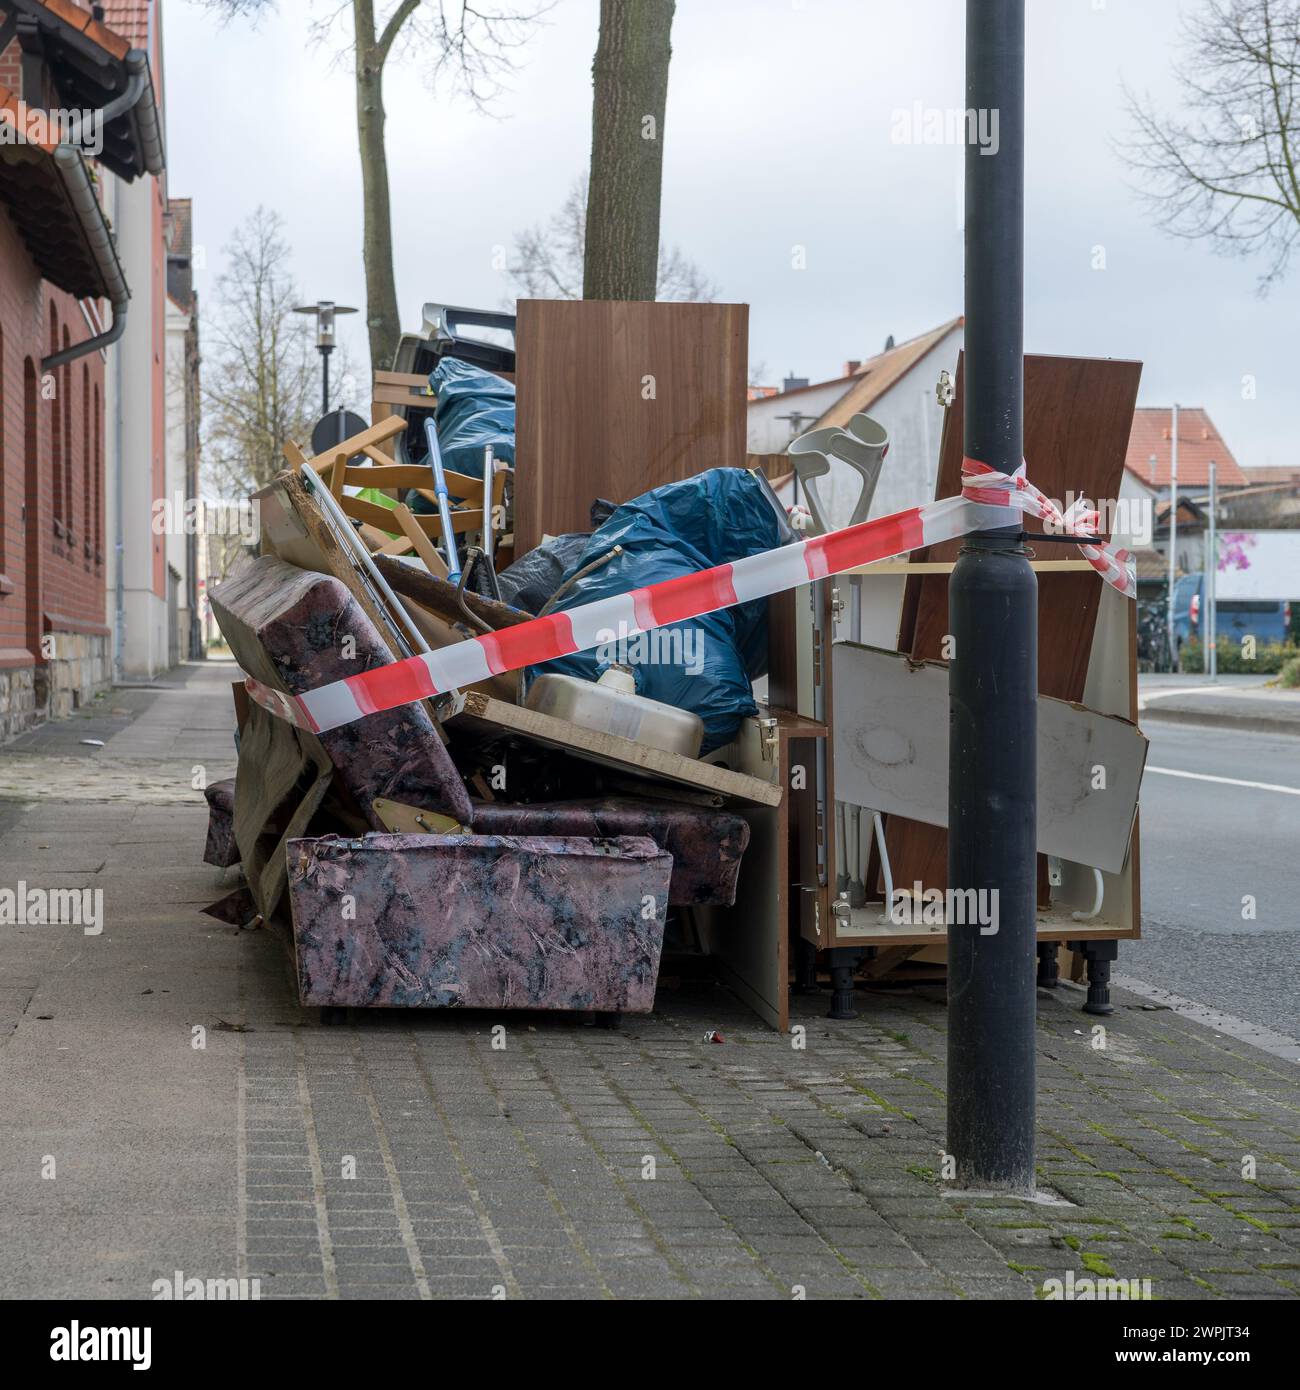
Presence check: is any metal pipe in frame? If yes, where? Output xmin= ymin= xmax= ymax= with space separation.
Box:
xmin=537 ymin=545 xmax=622 ymax=618
xmin=873 ymin=812 xmax=893 ymax=923
xmin=1207 ymin=459 xmax=1217 ymax=679
xmin=455 ymin=550 xmax=494 ymax=634
xmin=947 ymin=0 xmax=1037 ymax=1195
xmin=40 ymin=146 xmax=130 ymax=372
xmin=482 ymin=444 xmax=495 ymax=567
xmin=1167 ymin=403 xmax=1179 ymax=667
xmin=63 ymin=52 xmax=146 ymax=144
xmin=422 ymin=416 xmax=462 ymax=584
xmin=113 ymin=176 xmax=125 ymax=682
xmin=301 ymin=466 xmax=429 ymax=659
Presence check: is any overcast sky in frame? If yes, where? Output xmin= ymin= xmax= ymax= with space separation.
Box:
xmin=165 ymin=0 xmax=1299 ymax=468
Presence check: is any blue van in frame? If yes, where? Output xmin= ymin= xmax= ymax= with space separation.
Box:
xmin=1171 ymin=573 xmax=1291 ymax=666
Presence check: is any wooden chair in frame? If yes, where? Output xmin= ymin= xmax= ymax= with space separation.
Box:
xmin=282 ymin=416 xmax=508 ymax=580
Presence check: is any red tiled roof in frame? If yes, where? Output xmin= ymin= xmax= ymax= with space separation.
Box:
xmin=21 ymin=0 xmax=132 ymax=60
xmin=99 ymin=0 xmax=150 ymax=49
xmin=1125 ymin=407 xmax=1246 ymax=489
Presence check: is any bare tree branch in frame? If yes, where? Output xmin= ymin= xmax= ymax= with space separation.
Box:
xmin=1118 ymin=0 xmax=1300 ymax=290
xmin=505 ymin=174 xmax=718 ymax=304
xmin=194 ymin=1 xmax=552 ymax=372
xmin=200 ymin=207 xmax=341 ymax=513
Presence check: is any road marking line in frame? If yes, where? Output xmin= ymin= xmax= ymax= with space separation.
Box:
xmin=1147 ymin=766 xmax=1300 ymax=796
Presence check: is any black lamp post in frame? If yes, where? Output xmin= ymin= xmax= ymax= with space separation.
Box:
xmin=293 ymin=300 xmax=358 ymax=417
xmin=946 ymin=0 xmax=1038 ymax=1195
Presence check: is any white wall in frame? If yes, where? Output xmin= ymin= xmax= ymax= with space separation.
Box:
xmin=747 ymin=379 xmax=853 ymax=454
xmin=818 ymin=327 xmax=962 ymax=529
xmin=164 ymin=297 xmax=192 ymax=653
xmin=1111 ymin=470 xmax=1156 ymax=551
xmin=104 ymin=173 xmax=168 ymax=679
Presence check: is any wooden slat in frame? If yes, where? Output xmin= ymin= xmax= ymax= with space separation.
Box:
xmin=375 ymin=533 xmax=416 ymax=557
xmin=301 ymin=415 xmax=407 ymax=472
xmin=374 ymin=370 xmax=433 ymax=389
xmin=449 ymin=690 xmax=781 ymax=808
xmin=337 ymin=494 xmax=405 ymax=534
xmin=339 ymin=464 xmax=443 ymax=490
xmin=375 ymin=554 xmax=530 ymax=630
xmin=392 ymin=503 xmax=449 ymax=579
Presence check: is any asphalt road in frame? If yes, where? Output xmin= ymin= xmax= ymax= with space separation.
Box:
xmin=1123 ymin=721 xmax=1300 ymax=1039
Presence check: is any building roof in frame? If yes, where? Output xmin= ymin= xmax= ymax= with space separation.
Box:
xmin=166 ymin=195 xmax=194 ymax=309
xmin=1124 ymin=407 xmax=1247 ymax=490
xmin=99 ymin=0 xmax=149 ymax=48
xmin=0 ymin=83 xmax=127 ymax=300
xmin=19 ymin=0 xmax=129 ymax=59
xmin=1130 ymin=547 xmax=1169 ymax=583
xmin=0 ymin=0 xmax=162 ymax=179
xmin=813 ymin=317 xmax=963 ymax=430
xmin=1241 ymin=465 xmax=1300 ymax=485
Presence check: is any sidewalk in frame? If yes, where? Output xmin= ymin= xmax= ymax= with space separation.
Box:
xmin=1139 ymin=674 xmax=1300 ymax=736
xmin=0 ymin=662 xmax=1297 ymax=1300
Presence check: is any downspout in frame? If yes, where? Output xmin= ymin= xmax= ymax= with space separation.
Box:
xmin=115 ymin=261 xmax=125 ymax=682
xmin=40 ymin=145 xmax=130 ymax=371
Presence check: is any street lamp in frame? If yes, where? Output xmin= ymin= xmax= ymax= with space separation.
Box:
xmin=293 ymin=301 xmax=358 ymax=417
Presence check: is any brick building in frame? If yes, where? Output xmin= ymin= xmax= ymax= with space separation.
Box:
xmin=0 ymin=0 xmax=164 ymax=732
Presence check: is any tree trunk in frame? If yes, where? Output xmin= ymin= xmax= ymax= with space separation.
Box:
xmin=583 ymin=0 xmax=675 ymax=301
xmin=354 ymin=0 xmax=401 ymax=373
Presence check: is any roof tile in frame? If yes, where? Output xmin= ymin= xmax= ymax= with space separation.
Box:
xmin=1124 ymin=407 xmax=1247 ymax=489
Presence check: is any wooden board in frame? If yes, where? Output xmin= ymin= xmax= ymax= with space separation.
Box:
xmin=886 ymin=352 xmax=1142 ymax=894
xmin=513 ymin=299 xmax=749 ymax=554
xmin=831 ymin=642 xmax=1146 ymax=874
xmin=445 ymin=689 xmax=781 ymax=807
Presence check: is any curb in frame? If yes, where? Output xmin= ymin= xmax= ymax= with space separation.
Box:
xmin=1139 ymin=705 xmax=1300 ymax=737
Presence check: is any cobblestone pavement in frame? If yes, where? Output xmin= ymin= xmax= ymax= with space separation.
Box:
xmin=0 ymin=663 xmax=1297 ymax=1300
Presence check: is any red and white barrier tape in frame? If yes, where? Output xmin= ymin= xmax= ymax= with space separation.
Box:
xmin=246 ymin=460 xmax=1134 ymax=734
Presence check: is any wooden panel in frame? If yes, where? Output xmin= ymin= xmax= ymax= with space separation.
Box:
xmin=514 ymin=300 xmax=748 ymax=553
xmin=885 ymin=353 xmax=1142 ymax=895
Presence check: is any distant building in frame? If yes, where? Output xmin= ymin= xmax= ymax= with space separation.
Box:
xmin=100 ymin=0 xmax=179 ymax=679
xmin=164 ymin=194 xmax=201 ymax=663
xmin=1123 ymin=407 xmax=1247 ymax=494
xmin=747 ymin=318 xmax=964 ymax=527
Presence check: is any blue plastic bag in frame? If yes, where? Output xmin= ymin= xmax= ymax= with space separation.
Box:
xmin=532 ymin=469 xmax=793 ymax=753
xmin=427 ymin=356 xmax=515 ymax=476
